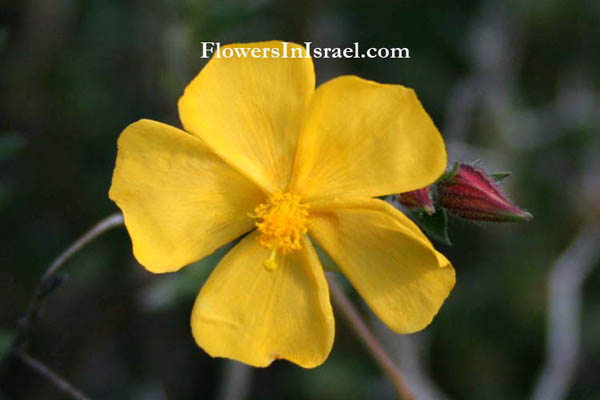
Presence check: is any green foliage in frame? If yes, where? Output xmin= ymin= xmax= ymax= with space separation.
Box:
xmin=490 ymin=172 xmax=512 ymax=182
xmin=438 ymin=161 xmax=460 ymax=183
xmin=412 ymin=208 xmax=451 ymax=245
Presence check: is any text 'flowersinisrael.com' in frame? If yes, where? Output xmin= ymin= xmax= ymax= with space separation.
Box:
xmin=200 ymin=42 xmax=410 ymax=59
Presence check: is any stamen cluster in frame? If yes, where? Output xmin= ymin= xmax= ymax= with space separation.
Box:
xmin=254 ymin=191 xmax=310 ymax=254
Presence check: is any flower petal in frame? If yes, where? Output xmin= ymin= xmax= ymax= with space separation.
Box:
xmin=289 ymin=75 xmax=447 ymax=201
xmin=109 ymin=119 xmax=264 ymax=273
xmin=309 ymin=198 xmax=455 ymax=333
xmin=191 ymin=232 xmax=334 ymax=368
xmin=178 ymin=41 xmax=315 ymax=193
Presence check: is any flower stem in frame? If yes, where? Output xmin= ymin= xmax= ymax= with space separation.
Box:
xmin=326 ymin=273 xmax=414 ymax=400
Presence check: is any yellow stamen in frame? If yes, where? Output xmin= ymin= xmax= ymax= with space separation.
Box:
xmin=253 ymin=191 xmax=310 ymax=270
xmin=263 ymin=248 xmax=278 ymax=271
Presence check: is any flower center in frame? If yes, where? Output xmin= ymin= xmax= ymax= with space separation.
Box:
xmin=253 ymin=191 xmax=310 ymax=270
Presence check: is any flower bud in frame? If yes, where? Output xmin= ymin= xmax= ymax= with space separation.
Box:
xmin=438 ymin=164 xmax=532 ymax=222
xmin=397 ymin=187 xmax=435 ymax=215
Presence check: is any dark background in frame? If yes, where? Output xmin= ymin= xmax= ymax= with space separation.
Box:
xmin=1 ymin=0 xmax=599 ymax=399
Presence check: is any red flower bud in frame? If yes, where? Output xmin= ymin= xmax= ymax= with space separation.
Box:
xmin=397 ymin=187 xmax=435 ymax=215
xmin=438 ymin=164 xmax=532 ymax=222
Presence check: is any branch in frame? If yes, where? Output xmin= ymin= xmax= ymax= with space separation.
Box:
xmin=4 ymin=213 xmax=124 ymax=400
xmin=326 ymin=273 xmax=414 ymax=400
xmin=531 ymin=224 xmax=600 ymax=400
xmin=14 ymin=213 xmax=124 ymax=348
xmin=373 ymin=321 xmax=450 ymax=400
xmin=15 ymin=351 xmax=92 ymax=400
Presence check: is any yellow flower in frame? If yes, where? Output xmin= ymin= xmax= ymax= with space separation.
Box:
xmin=109 ymin=41 xmax=455 ymax=368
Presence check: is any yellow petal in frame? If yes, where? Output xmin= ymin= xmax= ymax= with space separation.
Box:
xmin=191 ymin=232 xmax=334 ymax=368
xmin=289 ymin=75 xmax=447 ymax=201
xmin=109 ymin=119 xmax=264 ymax=273
xmin=178 ymin=41 xmax=315 ymax=193
xmin=309 ymin=198 xmax=455 ymax=333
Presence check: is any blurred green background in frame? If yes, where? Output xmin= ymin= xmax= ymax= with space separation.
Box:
xmin=1 ymin=0 xmax=599 ymax=399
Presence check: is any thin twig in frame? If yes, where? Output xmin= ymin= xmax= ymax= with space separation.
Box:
xmin=14 ymin=213 xmax=124 ymax=348
xmin=326 ymin=273 xmax=414 ymax=400
xmin=531 ymin=225 xmax=600 ymax=400
xmin=373 ymin=320 xmax=450 ymax=400
xmin=15 ymin=351 xmax=92 ymax=400
xmin=4 ymin=213 xmax=124 ymax=400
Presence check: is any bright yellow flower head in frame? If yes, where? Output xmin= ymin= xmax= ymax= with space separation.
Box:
xmin=109 ymin=41 xmax=455 ymax=368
